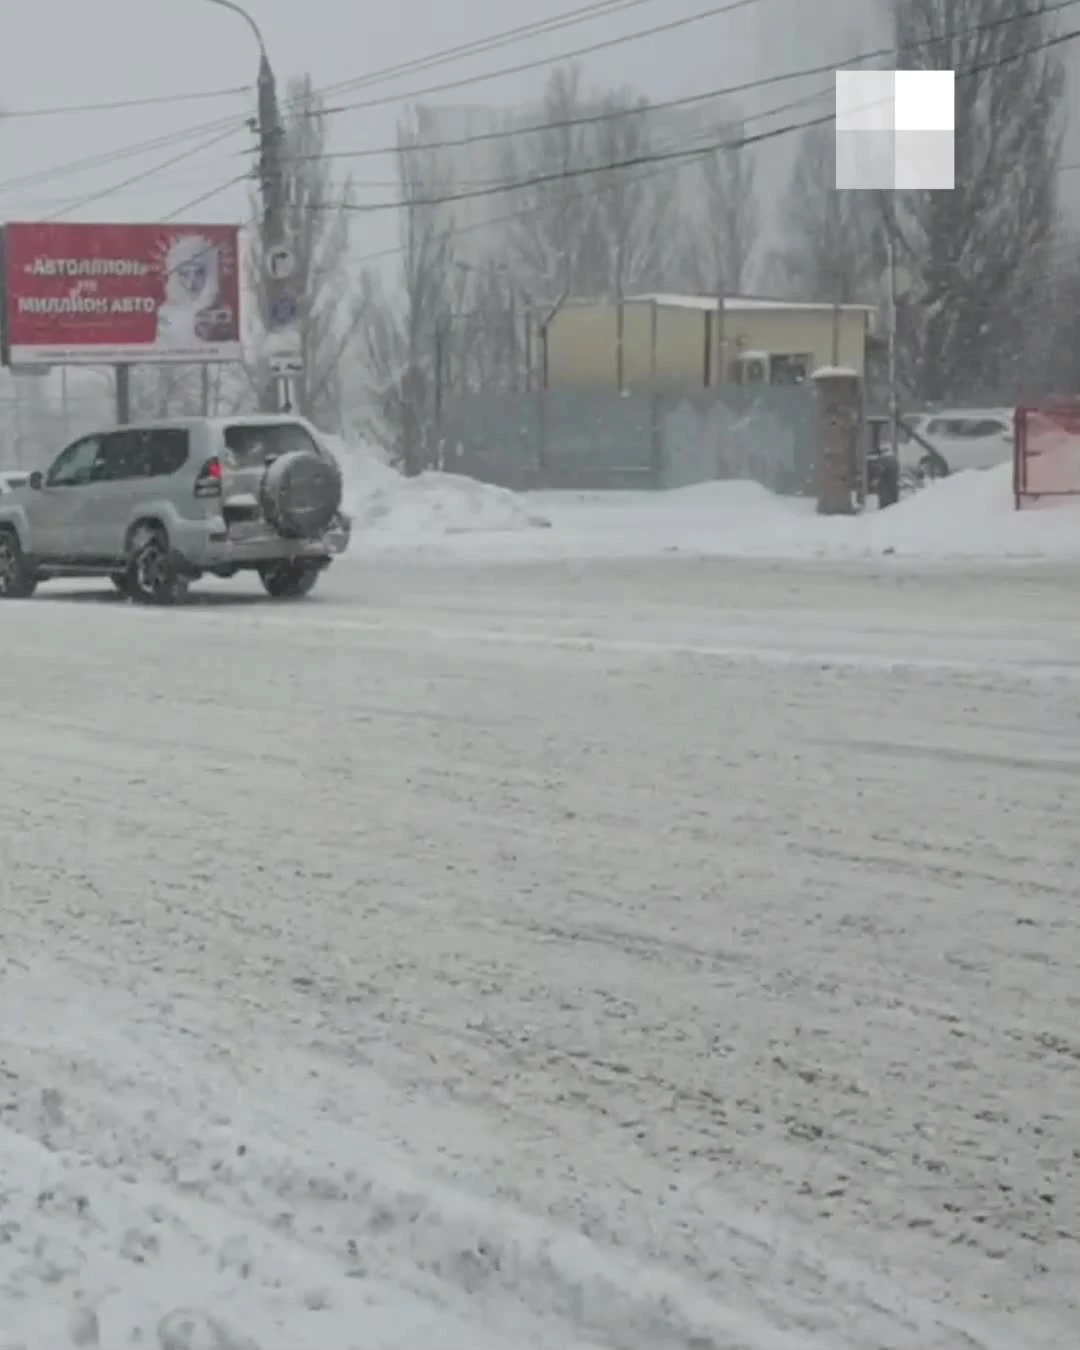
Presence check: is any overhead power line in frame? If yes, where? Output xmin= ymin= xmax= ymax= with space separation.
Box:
xmin=311 ymin=0 xmax=678 ymax=100
xmin=163 ymin=176 xmax=252 ymax=221
xmin=0 ymin=0 xmax=745 ymax=206
xmin=0 ymin=118 xmax=254 ymax=200
xmin=44 ymin=126 xmax=249 ymax=221
xmin=177 ymin=80 xmax=831 ymax=243
xmin=0 ymin=0 xmax=673 ymax=127
xmin=318 ymin=0 xmax=760 ymax=120
xmin=9 ymin=0 xmax=1077 ymax=225
xmin=2 ymin=84 xmax=251 ymax=121
xmin=152 ymin=3 xmax=1079 ymax=229
xmin=283 ymin=0 xmax=1080 ymax=162
xmin=294 ymin=25 xmax=1080 ymax=217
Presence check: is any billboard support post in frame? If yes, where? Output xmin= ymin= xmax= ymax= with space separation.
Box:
xmin=115 ymin=364 xmax=131 ymax=424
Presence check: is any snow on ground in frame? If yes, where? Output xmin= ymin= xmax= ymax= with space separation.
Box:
xmin=2 ymin=558 xmax=1079 ymax=1348
xmin=327 ymin=437 xmax=1080 ymax=561
xmin=327 ymin=436 xmax=551 ymax=541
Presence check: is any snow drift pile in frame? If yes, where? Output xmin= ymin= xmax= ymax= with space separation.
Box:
xmin=323 ymin=435 xmax=1080 ymax=561
xmin=324 ymin=436 xmax=550 ymax=542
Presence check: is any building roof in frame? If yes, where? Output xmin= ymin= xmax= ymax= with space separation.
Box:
xmin=625 ymin=292 xmax=877 ymax=315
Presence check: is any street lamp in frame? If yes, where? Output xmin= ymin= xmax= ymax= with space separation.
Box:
xmin=205 ymin=0 xmax=267 ymax=59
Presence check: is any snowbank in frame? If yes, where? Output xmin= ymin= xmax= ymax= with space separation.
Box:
xmin=524 ymin=465 xmax=1080 ymax=561
xmin=853 ymin=462 xmax=1080 ymax=557
xmin=322 ymin=438 xmax=1080 ymax=562
xmin=324 ymin=436 xmax=551 ymax=541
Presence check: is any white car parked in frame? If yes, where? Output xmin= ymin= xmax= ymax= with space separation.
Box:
xmin=900 ymin=409 xmax=1015 ymax=477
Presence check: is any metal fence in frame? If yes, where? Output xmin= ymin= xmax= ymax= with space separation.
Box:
xmin=436 ymin=384 xmax=817 ymax=494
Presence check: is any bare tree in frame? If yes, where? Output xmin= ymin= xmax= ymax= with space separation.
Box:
xmin=496 ymin=66 xmax=599 ymax=297
xmin=769 ymin=123 xmax=884 ymax=304
xmin=247 ymin=74 xmax=353 ymax=430
xmin=885 ymin=0 xmax=1064 ymax=403
xmin=1017 ymin=237 xmax=1080 ymax=398
xmin=494 ymin=65 xmax=673 ymax=301
xmin=673 ymin=115 xmax=760 ymax=293
xmin=590 ymin=87 xmax=674 ymax=299
xmin=436 ymin=257 xmax=533 ymax=396
xmin=355 ymin=106 xmax=456 ymax=472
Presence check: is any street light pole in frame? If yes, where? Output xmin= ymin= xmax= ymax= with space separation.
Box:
xmin=206 ymin=0 xmax=292 ymax=413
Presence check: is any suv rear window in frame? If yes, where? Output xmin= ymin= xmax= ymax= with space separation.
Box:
xmin=222 ymin=421 xmax=322 ymax=467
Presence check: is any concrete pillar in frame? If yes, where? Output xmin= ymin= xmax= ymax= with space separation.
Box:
xmin=810 ymin=366 xmax=860 ymax=515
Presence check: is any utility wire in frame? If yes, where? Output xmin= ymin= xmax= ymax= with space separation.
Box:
xmin=7 ymin=0 xmax=1077 ymax=189
xmin=0 ymin=0 xmax=673 ymax=128
xmin=0 ymin=119 xmax=255 ymax=200
xmin=297 ymin=0 xmax=1080 ymax=159
xmin=163 ymin=176 xmax=251 ymax=221
xmin=104 ymin=0 xmax=1080 ymax=229
xmin=10 ymin=0 xmax=1075 ymax=229
xmin=14 ymin=0 xmax=1071 ymax=209
xmin=159 ymin=13 xmax=1079 ymax=236
xmin=302 ymin=24 xmax=1080 ymax=215
xmin=311 ymin=0 xmax=679 ymax=100
xmin=2 ymin=85 xmax=251 ymax=121
xmin=181 ymin=79 xmax=831 ymax=245
xmin=43 ymin=125 xmax=249 ymax=221
xmin=320 ymin=0 xmax=756 ymax=119
xmin=0 ymin=0 xmax=749 ymax=204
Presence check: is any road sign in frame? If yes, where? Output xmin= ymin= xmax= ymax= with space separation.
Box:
xmin=269 ymin=294 xmax=298 ymax=327
xmin=269 ymin=353 xmax=303 ymax=377
xmin=266 ymin=245 xmax=295 ymax=280
xmin=265 ymin=327 xmax=301 ymax=357
xmin=266 ymin=327 xmax=302 ymax=378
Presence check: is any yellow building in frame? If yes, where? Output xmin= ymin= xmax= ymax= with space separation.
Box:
xmin=537 ymin=292 xmax=878 ymax=389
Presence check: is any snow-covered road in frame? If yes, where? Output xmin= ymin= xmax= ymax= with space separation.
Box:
xmin=2 ymin=556 xmax=1078 ymax=1349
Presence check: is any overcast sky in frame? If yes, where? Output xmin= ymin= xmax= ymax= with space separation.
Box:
xmin=1 ymin=0 xmax=1077 ymax=272
xmin=0 ymin=0 xmax=880 ymax=262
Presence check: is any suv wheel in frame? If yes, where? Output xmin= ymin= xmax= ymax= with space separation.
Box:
xmin=126 ymin=527 xmax=189 ymax=606
xmin=0 ymin=528 xmax=37 ymax=599
xmin=258 ymin=560 xmax=321 ymax=599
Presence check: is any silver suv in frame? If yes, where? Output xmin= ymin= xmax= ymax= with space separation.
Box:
xmin=0 ymin=415 xmax=350 ymax=604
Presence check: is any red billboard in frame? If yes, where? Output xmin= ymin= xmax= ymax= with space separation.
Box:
xmin=1 ymin=221 xmax=242 ymax=366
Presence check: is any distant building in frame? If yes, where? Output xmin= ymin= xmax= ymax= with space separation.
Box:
xmin=538 ymin=293 xmax=879 ymax=388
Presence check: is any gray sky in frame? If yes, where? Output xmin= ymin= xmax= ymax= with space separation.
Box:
xmin=1 ymin=1 xmax=1076 ymax=271
xmin=0 ymin=0 xmax=871 ymax=262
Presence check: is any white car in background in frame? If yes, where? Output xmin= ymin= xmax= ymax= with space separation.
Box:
xmin=900 ymin=409 xmax=1015 ymax=477
xmin=0 ymin=471 xmax=30 ymax=494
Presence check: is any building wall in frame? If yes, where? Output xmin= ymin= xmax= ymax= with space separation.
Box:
xmin=542 ymin=301 xmax=868 ymax=387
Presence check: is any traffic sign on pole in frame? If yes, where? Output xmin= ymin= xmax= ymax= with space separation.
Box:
xmin=269 ymin=294 xmax=298 ymax=327
xmin=266 ymin=244 xmax=295 ymax=281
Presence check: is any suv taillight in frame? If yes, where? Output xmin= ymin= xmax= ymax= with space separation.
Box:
xmin=194 ymin=457 xmax=222 ymax=497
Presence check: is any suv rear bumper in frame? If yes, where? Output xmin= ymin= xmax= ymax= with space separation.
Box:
xmin=173 ymin=516 xmax=351 ymax=569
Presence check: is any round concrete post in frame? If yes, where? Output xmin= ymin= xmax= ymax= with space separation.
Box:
xmin=810 ymin=366 xmax=860 ymax=515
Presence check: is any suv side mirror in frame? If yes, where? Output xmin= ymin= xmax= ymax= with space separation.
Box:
xmin=28 ymin=471 xmax=43 ymax=490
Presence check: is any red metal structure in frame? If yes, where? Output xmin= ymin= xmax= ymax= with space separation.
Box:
xmin=1013 ymin=401 xmax=1080 ymax=509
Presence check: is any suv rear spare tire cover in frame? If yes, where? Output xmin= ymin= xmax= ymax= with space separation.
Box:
xmin=261 ymin=450 xmax=343 ymax=539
